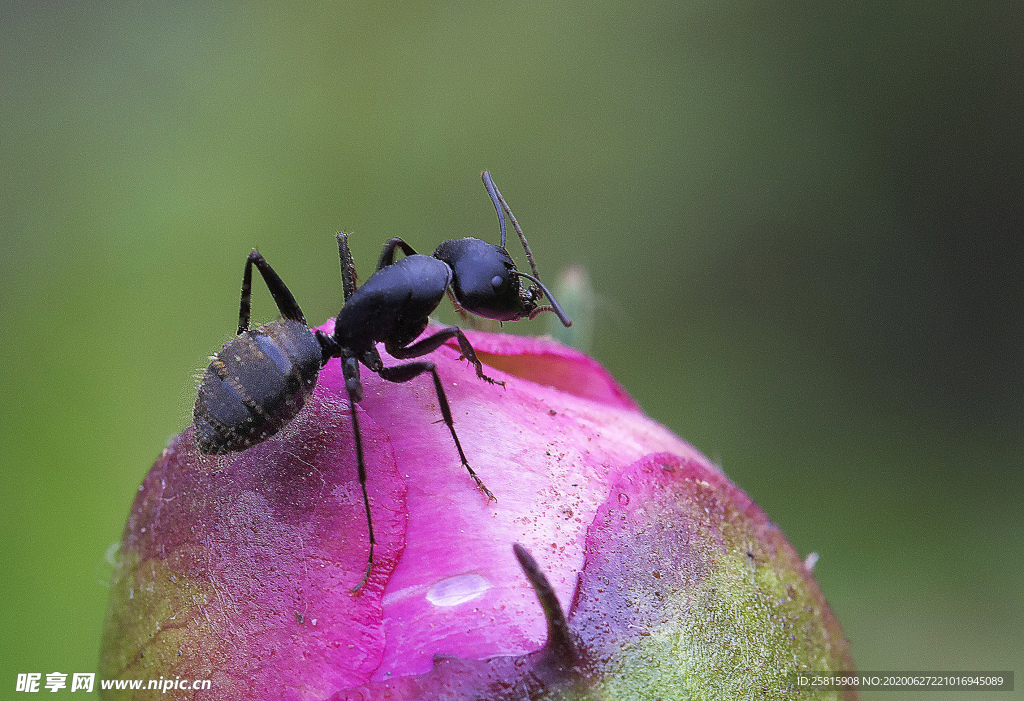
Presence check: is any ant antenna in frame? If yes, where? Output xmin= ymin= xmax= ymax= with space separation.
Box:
xmin=482 ymin=171 xmax=507 ymax=249
xmin=513 ymin=271 xmax=572 ymax=327
xmin=482 ymin=171 xmax=541 ymax=280
xmin=482 ymin=171 xmax=571 ymax=327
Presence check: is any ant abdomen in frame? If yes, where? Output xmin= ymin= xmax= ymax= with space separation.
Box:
xmin=193 ymin=319 xmax=321 ymax=455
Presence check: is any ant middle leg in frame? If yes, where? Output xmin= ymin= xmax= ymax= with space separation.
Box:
xmin=335 ymin=233 xmax=359 ymax=303
xmin=385 ymin=327 xmax=504 ymax=386
xmin=237 ymin=250 xmax=306 ymax=335
xmin=377 ymin=361 xmax=496 ymax=502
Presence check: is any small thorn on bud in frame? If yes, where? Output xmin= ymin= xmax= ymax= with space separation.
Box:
xmin=512 ymin=543 xmax=581 ymax=683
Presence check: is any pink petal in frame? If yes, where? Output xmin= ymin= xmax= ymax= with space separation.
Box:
xmin=310 ymin=322 xmax=701 ymax=680
xmin=100 ymin=324 xmax=853 ymax=700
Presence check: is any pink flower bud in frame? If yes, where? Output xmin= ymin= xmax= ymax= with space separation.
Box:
xmin=100 ymin=325 xmax=856 ymax=699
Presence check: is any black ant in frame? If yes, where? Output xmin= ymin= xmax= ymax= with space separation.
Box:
xmin=192 ymin=172 xmax=571 ymax=590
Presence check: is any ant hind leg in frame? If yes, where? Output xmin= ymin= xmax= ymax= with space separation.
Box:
xmin=237 ymin=250 xmax=306 ymax=335
xmin=342 ymin=355 xmax=375 ymax=593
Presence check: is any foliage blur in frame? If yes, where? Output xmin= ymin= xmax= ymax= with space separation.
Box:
xmin=2 ymin=2 xmax=1020 ymax=696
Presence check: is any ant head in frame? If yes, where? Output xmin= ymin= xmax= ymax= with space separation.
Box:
xmin=433 ymin=238 xmax=538 ymax=321
xmin=450 ymin=171 xmax=571 ymax=327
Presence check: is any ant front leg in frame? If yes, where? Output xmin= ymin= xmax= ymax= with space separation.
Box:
xmin=376 ymin=360 xmax=496 ymax=502
xmin=237 ymin=250 xmax=307 ymax=335
xmin=385 ymin=326 xmax=504 ymax=387
xmin=445 ymin=288 xmax=473 ymax=324
xmin=375 ymin=237 xmax=418 ymax=271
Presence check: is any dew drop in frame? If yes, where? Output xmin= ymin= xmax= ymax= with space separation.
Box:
xmin=425 ymin=573 xmax=492 ymax=607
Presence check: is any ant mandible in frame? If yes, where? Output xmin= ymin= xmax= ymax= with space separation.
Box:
xmin=191 ymin=172 xmax=571 ymax=590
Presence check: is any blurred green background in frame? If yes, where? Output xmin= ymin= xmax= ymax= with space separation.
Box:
xmin=2 ymin=1 xmax=1021 ymax=699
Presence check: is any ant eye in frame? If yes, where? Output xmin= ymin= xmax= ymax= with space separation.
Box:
xmin=491 ymin=275 xmax=504 ymax=290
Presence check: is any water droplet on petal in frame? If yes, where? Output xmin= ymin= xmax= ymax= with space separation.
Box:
xmin=425 ymin=573 xmax=492 ymax=607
